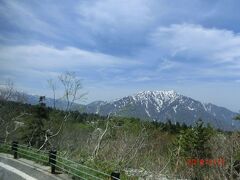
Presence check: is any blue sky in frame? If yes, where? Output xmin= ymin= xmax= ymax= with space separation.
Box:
xmin=0 ymin=0 xmax=240 ymax=111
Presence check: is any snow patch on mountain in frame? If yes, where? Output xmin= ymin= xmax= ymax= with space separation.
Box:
xmin=188 ymin=107 xmax=195 ymax=111
xmin=85 ymin=90 xmax=239 ymax=131
xmin=173 ymin=105 xmax=178 ymax=113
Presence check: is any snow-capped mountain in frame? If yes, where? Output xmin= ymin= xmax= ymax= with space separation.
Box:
xmin=85 ymin=90 xmax=239 ymax=130
xmin=22 ymin=90 xmax=239 ymax=130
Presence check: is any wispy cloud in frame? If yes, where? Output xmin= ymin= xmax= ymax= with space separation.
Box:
xmin=149 ymin=24 xmax=240 ymax=61
xmin=0 ymin=0 xmax=240 ymax=111
xmin=142 ymin=24 xmax=240 ymax=80
xmin=0 ymin=1 xmax=57 ymax=38
xmin=77 ymin=0 xmax=154 ymax=33
xmin=0 ymin=44 xmax=141 ymax=91
xmin=0 ymin=44 xmax=139 ymax=70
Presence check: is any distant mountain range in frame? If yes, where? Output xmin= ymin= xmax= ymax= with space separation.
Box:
xmin=23 ymin=94 xmax=82 ymax=111
xmin=24 ymin=90 xmax=239 ymax=131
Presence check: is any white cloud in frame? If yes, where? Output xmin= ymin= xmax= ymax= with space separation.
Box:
xmin=0 ymin=44 xmax=139 ymax=72
xmin=0 ymin=44 xmax=142 ymax=93
xmin=0 ymin=1 xmax=57 ymax=38
xmin=150 ymin=24 xmax=240 ymax=64
xmin=77 ymin=0 xmax=154 ymax=35
xmin=0 ymin=44 xmax=140 ymax=98
xmin=139 ymin=23 xmax=240 ymax=81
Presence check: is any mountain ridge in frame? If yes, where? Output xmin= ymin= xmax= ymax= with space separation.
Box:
xmin=22 ymin=90 xmax=239 ymax=130
xmin=84 ymin=90 xmax=239 ymax=130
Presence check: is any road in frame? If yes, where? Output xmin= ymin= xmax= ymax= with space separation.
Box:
xmin=0 ymin=153 xmax=70 ymax=180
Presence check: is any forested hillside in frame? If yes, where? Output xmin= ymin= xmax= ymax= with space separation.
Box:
xmin=1 ymin=99 xmax=240 ymax=179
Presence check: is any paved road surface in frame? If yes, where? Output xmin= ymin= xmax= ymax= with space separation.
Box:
xmin=0 ymin=153 xmax=70 ymax=180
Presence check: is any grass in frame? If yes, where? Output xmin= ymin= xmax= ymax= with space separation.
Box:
xmin=0 ymin=143 xmax=11 ymax=154
xmin=17 ymin=146 xmax=49 ymax=166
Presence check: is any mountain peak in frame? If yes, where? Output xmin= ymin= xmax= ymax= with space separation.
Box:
xmin=134 ymin=90 xmax=179 ymax=101
xmin=137 ymin=90 xmax=177 ymax=96
xmin=85 ymin=90 xmax=239 ymax=130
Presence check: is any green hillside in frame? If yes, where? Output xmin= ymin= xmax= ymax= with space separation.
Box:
xmin=0 ymin=99 xmax=239 ymax=179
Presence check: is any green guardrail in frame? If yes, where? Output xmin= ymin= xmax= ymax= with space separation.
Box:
xmin=0 ymin=141 xmax=120 ymax=180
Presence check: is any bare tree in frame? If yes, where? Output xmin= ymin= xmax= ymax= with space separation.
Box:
xmin=0 ymin=79 xmax=14 ymax=101
xmin=38 ymin=72 xmax=87 ymax=150
xmin=87 ymin=114 xmax=148 ymax=175
xmin=209 ymin=132 xmax=240 ymax=179
xmin=0 ymin=79 xmax=30 ymax=142
xmin=47 ymin=79 xmax=57 ymax=109
xmin=91 ymin=114 xmax=111 ymax=160
xmin=0 ymin=79 xmax=27 ymax=103
xmin=59 ymin=72 xmax=87 ymax=111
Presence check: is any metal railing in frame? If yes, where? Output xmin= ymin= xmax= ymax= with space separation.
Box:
xmin=0 ymin=141 xmax=120 ymax=180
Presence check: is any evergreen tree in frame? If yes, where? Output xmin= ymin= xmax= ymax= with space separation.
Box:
xmin=192 ymin=119 xmax=212 ymax=158
xmin=163 ymin=119 xmax=172 ymax=131
xmin=181 ymin=123 xmax=188 ymax=130
xmin=173 ymin=120 xmax=214 ymax=178
xmin=175 ymin=119 xmax=213 ymax=159
xmin=235 ymin=115 xmax=240 ymax=120
xmin=175 ymin=122 xmax=181 ymax=133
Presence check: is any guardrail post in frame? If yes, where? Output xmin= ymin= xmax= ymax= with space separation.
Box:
xmin=12 ymin=141 xmax=18 ymax=159
xmin=49 ymin=149 xmax=57 ymax=174
xmin=111 ymin=171 xmax=120 ymax=180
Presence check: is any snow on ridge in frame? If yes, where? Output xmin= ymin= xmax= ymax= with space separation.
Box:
xmin=134 ymin=90 xmax=179 ymax=101
xmin=202 ymin=103 xmax=209 ymax=112
xmin=136 ymin=90 xmax=177 ymax=96
xmin=187 ymin=106 xmax=195 ymax=111
xmin=105 ymin=90 xmax=181 ymax=113
xmin=107 ymin=90 xmax=179 ymax=104
xmin=173 ymin=105 xmax=178 ymax=113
